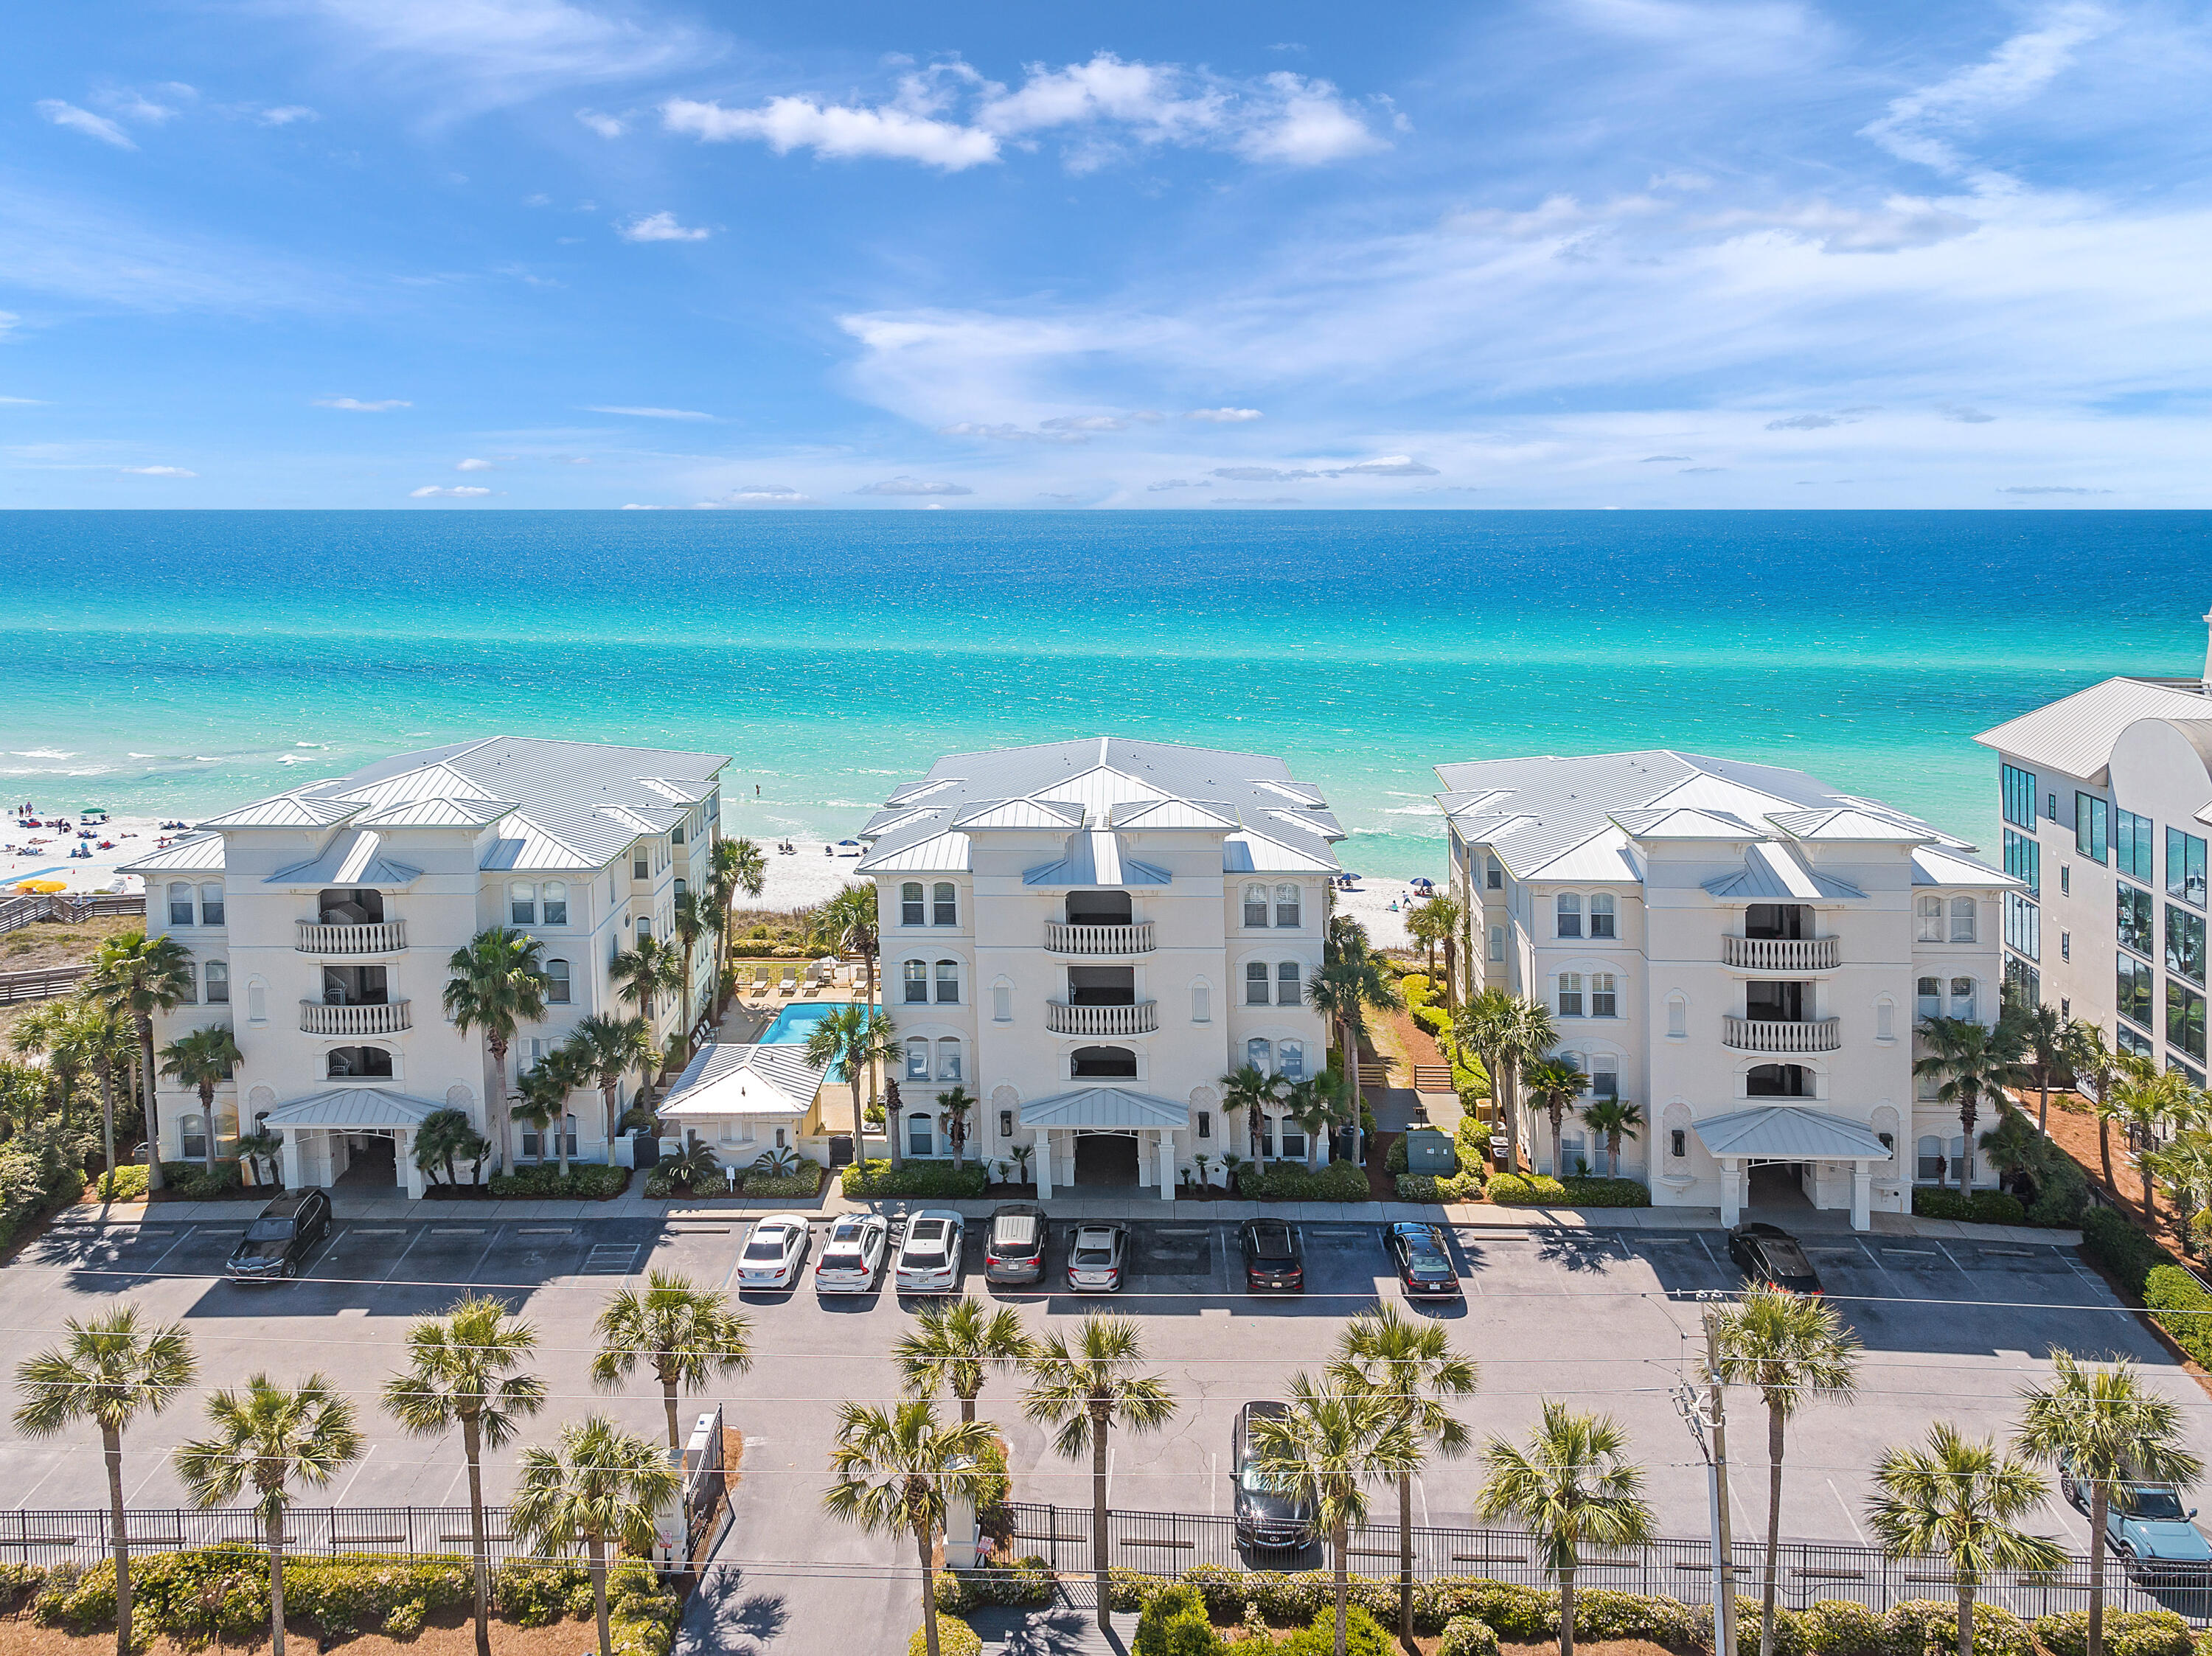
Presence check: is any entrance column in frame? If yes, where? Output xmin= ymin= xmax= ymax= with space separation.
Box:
xmin=1719 ymin=1158 xmax=1742 ymax=1228
xmin=1157 ymin=1131 xmax=1175 ymax=1200
xmin=400 ymin=1131 xmax=425 ymax=1200
xmin=1035 ymin=1131 xmax=1053 ymax=1200
xmin=279 ymin=1130 xmax=302 ymax=1192
xmin=1135 ymin=1134 xmax=1151 ymax=1189
xmin=1850 ymin=1165 xmax=1871 ymax=1231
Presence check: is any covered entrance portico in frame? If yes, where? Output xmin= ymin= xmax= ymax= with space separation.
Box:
xmin=1695 ymin=1104 xmax=1893 ymax=1231
xmin=261 ymin=1087 xmax=446 ymax=1201
xmin=1020 ymin=1087 xmax=1187 ymax=1202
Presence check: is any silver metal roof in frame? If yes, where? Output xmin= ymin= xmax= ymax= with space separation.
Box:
xmin=1703 ymin=843 xmax=1868 ymax=902
xmin=266 ymin=828 xmax=423 ymax=888
xmin=119 ymin=833 xmax=227 ymax=875
xmin=1018 ymin=1085 xmax=1191 ymax=1130
xmin=659 ymin=1042 xmax=830 ymax=1118
xmin=1022 ymin=830 xmax=1172 ymax=888
xmin=260 ymin=1088 xmax=446 ymax=1130
xmin=1694 ymin=1105 xmax=1891 ymax=1161
xmin=1975 ymin=676 xmax=2212 ymax=784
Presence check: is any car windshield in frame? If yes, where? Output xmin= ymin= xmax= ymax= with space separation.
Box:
xmin=1763 ymin=1240 xmax=1814 ymax=1275
xmin=1239 ymin=1463 xmax=1287 ymax=1495
xmin=2120 ymin=1487 xmax=2190 ymax=1520
xmin=822 ymin=1250 xmax=863 ymax=1268
xmin=1249 ymin=1228 xmax=1293 ymax=1259
xmin=1074 ymin=1247 xmax=1116 ymax=1266
xmin=993 ymin=1219 xmax=1039 ymax=1250
xmin=245 ymin=1219 xmax=295 ymax=1242
xmin=830 ymin=1221 xmax=869 ymax=1244
xmin=742 ymin=1234 xmax=789 ymax=1260
xmin=904 ymin=1250 xmax=946 ymax=1268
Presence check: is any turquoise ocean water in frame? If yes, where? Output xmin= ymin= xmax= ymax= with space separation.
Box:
xmin=1 ymin=511 xmax=2205 ymax=879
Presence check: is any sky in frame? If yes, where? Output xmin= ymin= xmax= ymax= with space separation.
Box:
xmin=4 ymin=0 xmax=2211 ymax=509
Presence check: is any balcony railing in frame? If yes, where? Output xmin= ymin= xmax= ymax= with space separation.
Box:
xmin=1722 ymin=936 xmax=1840 ymax=972
xmin=1723 ymin=1015 xmax=1841 ymax=1054
xmin=296 ymin=921 xmax=406 ymax=955
xmin=299 ymin=999 xmax=412 ymax=1037
xmin=1045 ymin=1000 xmax=1160 ymax=1037
xmin=1044 ymin=922 xmax=1155 ymax=956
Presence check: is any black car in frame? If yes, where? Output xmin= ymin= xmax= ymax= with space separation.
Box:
xmin=1239 ymin=1219 xmax=1304 ymax=1293
xmin=226 ymin=1189 xmax=330 ymax=1281
xmin=984 ymin=1203 xmax=1046 ymax=1285
xmin=1726 ymin=1222 xmax=1823 ymax=1294
xmin=1382 ymin=1221 xmax=1461 ymax=1298
xmin=1234 ymin=1402 xmax=1318 ymax=1549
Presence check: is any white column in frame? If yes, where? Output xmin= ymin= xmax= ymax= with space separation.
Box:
xmin=1719 ymin=1158 xmax=1742 ymax=1228
xmin=1135 ymin=1131 xmax=1151 ymax=1188
xmin=401 ymin=1131 xmax=425 ymax=1200
xmin=1851 ymin=1166 xmax=1871 ymax=1231
xmin=1035 ymin=1131 xmax=1053 ymax=1200
xmin=279 ymin=1130 xmax=302 ymax=1191
xmin=1158 ymin=1131 xmax=1175 ymax=1200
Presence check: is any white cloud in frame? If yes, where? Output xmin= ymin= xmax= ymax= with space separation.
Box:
xmin=619 ymin=211 xmax=709 ymax=242
xmin=37 ymin=101 xmax=136 ymax=149
xmin=576 ymin=108 xmax=624 ymax=137
xmin=259 ymin=105 xmax=319 ymax=125
xmin=119 ymin=465 xmax=195 ymax=476
xmin=726 ymin=484 xmax=810 ymax=503
xmin=854 ymin=476 xmax=973 ymax=495
xmin=409 ymin=484 xmax=493 ymax=498
xmin=456 ymin=457 xmax=493 ymax=470
xmin=100 ymin=86 xmax=191 ymax=125
xmin=663 ymin=96 xmax=999 ymax=171
xmin=313 ymin=396 xmax=411 ymax=411
xmin=583 ymin=404 xmax=711 ymax=420
xmin=1186 ymin=407 xmax=1263 ymax=422
xmin=1233 ymin=74 xmax=1386 ymax=164
xmin=1860 ymin=4 xmax=2110 ymax=180
xmin=1330 ymin=455 xmax=1439 ymax=476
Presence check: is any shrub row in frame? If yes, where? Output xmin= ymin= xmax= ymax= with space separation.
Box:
xmin=934 ymin=1556 xmax=1054 ymax=1612
xmin=495 ymin=1559 xmax=682 ymax=1656
xmin=1486 ymin=1173 xmax=1652 ymax=1208
xmin=160 ymin=1158 xmax=244 ymax=1200
xmin=2034 ymin=1609 xmax=2194 ymax=1656
xmin=841 ymin=1158 xmax=991 ymax=1199
xmin=1910 ymin=1187 xmax=2027 ymax=1225
xmin=1411 ymin=1004 xmax=1453 ymax=1040
xmin=1397 ymin=1172 xmax=1484 ymax=1203
xmin=2143 ymin=1264 xmax=2212 ymax=1368
xmin=0 ymin=1121 xmax=89 ymax=1250
xmin=909 ymin=1618 xmax=985 ymax=1656
xmin=90 ymin=1163 xmax=148 ymax=1202
xmin=1238 ymin=1160 xmax=1372 ymax=1203
xmin=2082 ymin=1204 xmax=2177 ymax=1297
xmin=488 ymin=1163 xmax=630 ymax=1200
xmin=742 ymin=1161 xmax=827 ymax=1198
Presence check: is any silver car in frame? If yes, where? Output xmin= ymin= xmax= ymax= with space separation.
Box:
xmin=894 ymin=1211 xmax=964 ymax=1294
xmin=813 ymin=1213 xmax=889 ymax=1295
xmin=1067 ymin=1222 xmax=1128 ymax=1293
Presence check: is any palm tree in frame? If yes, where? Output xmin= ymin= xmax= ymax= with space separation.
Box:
xmin=1453 ymin=989 xmax=1555 ymax=1175
xmin=13 ymin=1307 xmax=196 ymax=1656
xmin=1329 ymin=1301 xmax=1478 ymax=1643
xmin=671 ymin=890 xmax=712 ymax=1039
xmin=2148 ymin=1130 xmax=2212 ymax=1255
xmin=442 ymin=926 xmax=549 ymax=1175
xmin=1523 ymin=1054 xmax=1587 ymax=1179
xmin=2115 ymin=1065 xmax=2197 ymax=1230
xmin=1478 ymin=1401 xmax=1656 ymax=1656
xmin=804 ymin=1003 xmax=899 ymax=1160
xmin=1281 ymin=1071 xmax=1348 ymax=1169
xmin=70 ymin=1001 xmax=137 ymax=1190
xmin=2016 ymin=1351 xmax=2203 ymax=1656
xmin=414 ymin=1107 xmax=488 ymax=1187
xmin=515 ymin=1044 xmax=585 ymax=1177
xmin=611 ymin=933 xmax=685 ymax=1068
xmin=510 ymin=1416 xmax=680 ymax=1656
xmin=1021 ymin=1314 xmax=1177 ymax=1610
xmin=1710 ymin=1287 xmax=1863 ymax=1656
xmin=1247 ymin=1375 xmax=1421 ymax=1656
xmin=2066 ymin=1026 xmax=2127 ymax=1196
xmin=591 ymin=1268 xmax=754 ymax=1454
xmin=819 ymin=883 xmax=881 ymax=1006
xmin=1308 ymin=946 xmax=1402 ymax=1160
xmin=709 ymin=837 xmax=768 ymax=989
xmin=894 ymin=1297 xmax=1034 ymax=1424
xmin=383 ymin=1296 xmax=547 ymax=1656
xmin=1865 ymin=1423 xmax=2067 ymax=1656
xmin=570 ymin=1013 xmax=658 ymax=1142
xmin=937 ymin=1083 xmax=977 ymax=1167
xmin=1914 ymin=1015 xmax=2023 ymax=1191
xmin=1408 ymin=895 xmax=1464 ymax=1006
xmin=2006 ymin=1001 xmax=2076 ymax=1133
xmin=157 ymin=1023 xmax=243 ymax=1176
xmin=173 ymin=1373 xmax=363 ymax=1656
xmin=87 ymin=931 xmax=195 ymax=1192
xmin=824 ymin=1400 xmax=998 ymax=1656
xmin=11 ymin=1000 xmax=88 ymax=1127
xmin=1218 ymin=1062 xmax=1279 ymax=1164
xmin=1579 ymin=1099 xmax=1644 ymax=1180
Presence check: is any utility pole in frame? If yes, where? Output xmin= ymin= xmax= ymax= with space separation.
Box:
xmin=1673 ymin=1296 xmax=1739 ymax=1656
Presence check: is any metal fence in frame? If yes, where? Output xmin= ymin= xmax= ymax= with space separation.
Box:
xmin=1004 ymin=1503 xmax=2212 ymax=1624
xmin=0 ymin=1506 xmax=560 ymax=1570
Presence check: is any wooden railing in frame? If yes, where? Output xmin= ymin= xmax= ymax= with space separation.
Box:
xmin=0 ymin=964 xmax=91 ymax=1005
xmin=0 ymin=891 xmax=145 ymax=937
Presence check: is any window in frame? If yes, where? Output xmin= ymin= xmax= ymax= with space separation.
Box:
xmin=1949 ymin=976 xmax=1975 ymax=1020
xmin=169 ymin=882 xmax=194 ymax=927
xmin=1246 ymin=962 xmax=1271 ymax=1006
xmin=180 ymin=1115 xmax=207 ymax=1161
xmin=1278 ymin=961 xmax=1301 ymax=1005
xmin=2168 ymin=905 xmax=2208 ymax=987
xmin=635 ymin=915 xmax=651 ymax=942
xmin=993 ymin=983 xmax=1013 ymax=1022
xmin=1197 ymin=1110 xmax=1211 ymax=1139
xmin=199 ymin=883 xmax=224 ymax=927
xmin=902 ymin=961 xmax=928 ymax=1003
xmin=1669 ymin=1129 xmax=1687 ymax=1160
xmin=1558 ymin=973 xmax=1585 ymax=1017
xmin=2118 ymin=884 xmax=2155 ymax=959
xmin=2118 ymin=956 xmax=2155 ymax=1031
xmin=1666 ymin=994 xmax=1687 ymax=1038
xmin=908 ymin=1115 xmax=934 ymax=1158
xmin=1557 ymin=894 xmax=1582 ymax=939
xmin=1916 ymin=1065 xmax=1941 ymax=1102
xmin=2004 ymin=892 xmax=2040 ymax=961
xmin=1587 ymin=1054 xmax=1619 ymax=1099
xmin=933 ymin=960 xmax=959 ymax=1003
xmin=509 ymin=881 xmax=537 ymax=925
xmin=2120 ymin=1023 xmax=2154 ymax=1058
xmin=1590 ymin=973 xmax=1618 ymax=1017
xmin=1272 ymin=883 xmax=1301 ymax=928
xmin=1247 ymin=1037 xmax=1273 ymax=1073
xmin=543 ymin=882 xmax=568 ymax=925
xmin=2004 ymin=829 xmax=2041 ymax=897
xmin=2061 ymin=865 xmax=2071 ymax=896
xmin=1916 ymin=896 xmax=1944 ymax=943
xmin=633 ymin=852 xmax=650 ymax=880
xmin=1280 ymin=1040 xmax=1306 ymax=1079
xmin=1589 ymin=894 xmax=1616 ymax=939
xmin=1916 ymin=1136 xmax=1944 ymax=1181
xmin=1279 ymin=1124 xmax=1307 ymax=1160
xmin=2117 ymin=809 xmax=2156 ymax=883
xmin=1486 ymin=858 xmax=1503 ymax=891
xmin=672 ymin=877 xmax=686 ymax=899
xmin=2171 ymin=829 xmax=2210 ymax=908
xmin=906 ymin=1039 xmax=929 ymax=1079
xmin=204 ymin=961 xmax=229 ymax=1004
xmin=1950 ymin=897 xmax=1976 ymax=943
xmin=932 ymin=883 xmax=957 ymax=926
xmin=1488 ymin=925 xmax=1504 ymax=963
xmin=2006 ymin=957 xmax=2042 ymax=1009
xmin=1191 ymin=982 xmax=1210 ymax=1023
xmin=936 ymin=1037 xmax=962 ymax=1082
xmin=2062 ymin=931 xmax=2072 ymax=962
xmin=2168 ymin=982 xmax=2208 ymax=1063
xmin=901 ymin=883 xmax=925 ymax=926
xmin=671 ymin=817 xmax=685 ymax=845
xmin=1917 ymin=975 xmax=1941 ymax=1020
xmin=2002 ymin=764 xmax=2037 ymax=830
xmin=1242 ymin=883 xmax=1270 ymax=928
xmin=546 ymin=959 xmax=571 ymax=1004
xmin=2076 ymin=793 xmax=2110 ymax=863
xmin=2048 ymin=793 xmax=2059 ymax=821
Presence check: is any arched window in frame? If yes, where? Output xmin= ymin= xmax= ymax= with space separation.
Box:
xmin=1245 ymin=962 xmax=1270 ymax=1006
xmin=1950 ymin=896 xmax=1976 ymax=942
xmin=906 ymin=1038 xmax=930 ymax=1080
xmin=199 ymin=883 xmax=225 ymax=928
xmin=901 ymin=883 xmax=925 ymax=926
xmin=907 ymin=1113 xmax=935 ymax=1157
xmin=180 ymin=1114 xmax=207 ymax=1161
xmin=936 ymin=1037 xmax=962 ymax=1082
xmin=1279 ymin=1040 xmax=1305 ymax=1079
xmin=903 ymin=961 xmax=928 ymax=1003
xmin=1246 ymin=1037 xmax=1273 ymax=1074
xmin=168 ymin=882 xmax=195 ymax=927
xmin=204 ymin=961 xmax=229 ymax=1005
xmin=1588 ymin=893 xmax=1615 ymax=939
xmin=1277 ymin=961 xmax=1301 ymax=1005
xmin=246 ymin=979 xmax=268 ymax=1023
xmin=1275 ymin=883 xmax=1301 ymax=928
xmin=543 ymin=881 xmax=568 ymax=925
xmin=672 ymin=877 xmax=686 ymax=899
xmin=546 ymin=959 xmax=571 ymax=1004
xmin=327 ymin=1046 xmax=394 ymax=1079
xmin=1666 ymin=993 xmax=1687 ymax=1038
xmin=509 ymin=882 xmax=537 ymax=925
xmin=1587 ymin=1054 xmax=1618 ymax=1099
xmin=1916 ymin=975 xmax=1941 ymax=1020
xmin=1590 ymin=973 xmax=1617 ymax=1017
xmin=1557 ymin=973 xmax=1585 ymax=1017
xmin=1242 ymin=883 xmax=1270 ymax=928
xmin=1916 ymin=896 xmax=1944 ymax=942
xmin=933 ymin=960 xmax=960 ymax=1003
xmin=1950 ymin=976 xmax=1976 ymax=1020
xmin=1073 ymin=1046 xmax=1138 ymax=1079
xmin=1916 ymin=1135 xmax=1944 ymax=1181
xmin=1557 ymin=894 xmax=1582 ymax=939
xmin=1746 ymin=1063 xmax=1809 ymax=1097
xmin=932 ymin=883 xmax=958 ymax=926
xmin=635 ymin=915 xmax=652 ymax=942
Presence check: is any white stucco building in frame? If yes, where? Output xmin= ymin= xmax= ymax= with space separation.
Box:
xmin=1436 ymin=751 xmax=2014 ymax=1229
xmin=1975 ymin=625 xmax=2212 ymax=1083
xmin=854 ymin=737 xmax=1342 ymax=1199
xmin=121 ymin=736 xmax=728 ymax=1197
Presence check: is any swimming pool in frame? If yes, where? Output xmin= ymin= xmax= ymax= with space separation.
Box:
xmin=758 ymin=1001 xmax=858 ymax=1045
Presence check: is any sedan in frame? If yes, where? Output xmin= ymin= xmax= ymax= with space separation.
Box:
xmin=226 ymin=1189 xmax=331 ymax=1281
xmin=1234 ymin=1401 xmax=1318 ymax=1550
xmin=1239 ymin=1219 xmax=1304 ymax=1293
xmin=736 ymin=1214 xmax=812 ymax=1290
xmin=2062 ymin=1466 xmax=2212 ymax=1584
xmin=1726 ymin=1222 xmax=1823 ymax=1294
xmin=894 ymin=1211 xmax=965 ymax=1294
xmin=813 ymin=1213 xmax=889 ymax=1295
xmin=1382 ymin=1221 xmax=1462 ymax=1299
xmin=1067 ymin=1223 xmax=1128 ymax=1293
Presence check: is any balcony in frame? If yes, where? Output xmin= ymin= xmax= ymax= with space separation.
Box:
xmin=299 ymin=998 xmax=413 ymax=1037
xmin=296 ymin=920 xmax=406 ymax=955
xmin=1723 ymin=1015 xmax=1841 ymax=1054
xmin=1045 ymin=922 xmax=1155 ymax=956
xmin=1722 ymin=936 xmax=1840 ymax=973
xmin=1045 ymin=1000 xmax=1160 ymax=1037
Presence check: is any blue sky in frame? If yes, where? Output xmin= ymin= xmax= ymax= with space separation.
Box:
xmin=5 ymin=0 xmax=2209 ymax=508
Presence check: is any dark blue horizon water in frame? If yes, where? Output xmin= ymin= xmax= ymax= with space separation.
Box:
xmin=3 ymin=509 xmax=2205 ymax=877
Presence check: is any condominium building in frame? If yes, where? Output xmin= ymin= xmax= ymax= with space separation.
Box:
xmin=1436 ymin=751 xmax=2013 ymax=1228
xmin=121 ymin=737 xmax=728 ymax=1197
xmin=1975 ymin=631 xmax=2212 ymax=1082
xmin=853 ymin=737 xmax=1342 ymax=1199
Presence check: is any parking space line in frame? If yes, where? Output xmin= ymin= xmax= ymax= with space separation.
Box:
xmin=381 ymin=1227 xmax=428 ymax=1282
xmin=1693 ymin=1233 xmax=1723 ymax=1273
xmin=142 ymin=1227 xmax=194 ymax=1274
xmin=1930 ymin=1239 xmax=1974 ymax=1279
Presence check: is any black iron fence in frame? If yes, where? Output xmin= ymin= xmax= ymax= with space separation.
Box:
xmin=1004 ymin=1503 xmax=2212 ymax=1624
xmin=0 ymin=1506 xmax=558 ymax=1570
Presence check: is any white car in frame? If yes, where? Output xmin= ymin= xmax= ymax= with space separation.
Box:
xmin=813 ymin=1213 xmax=889 ymax=1295
xmin=894 ymin=1211 xmax=965 ymax=1294
xmin=736 ymin=1214 xmax=812 ymax=1290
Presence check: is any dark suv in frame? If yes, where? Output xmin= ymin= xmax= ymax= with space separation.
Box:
xmin=984 ymin=1203 xmax=1046 ymax=1285
xmin=1239 ymin=1219 xmax=1304 ymax=1293
xmin=1234 ymin=1402 xmax=1317 ymax=1550
xmin=226 ymin=1189 xmax=330 ymax=1281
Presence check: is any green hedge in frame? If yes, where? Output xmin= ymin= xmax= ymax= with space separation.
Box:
xmin=743 ymin=1159 xmax=827 ymax=1198
xmin=1238 ymin=1160 xmax=1372 ymax=1202
xmin=1411 ymin=1004 xmax=1452 ymax=1040
xmin=911 ymin=1618 xmax=984 ymax=1656
xmin=91 ymin=1164 xmax=148 ymax=1201
xmin=1281 ymin=1604 xmax=1394 ymax=1656
xmin=1398 ymin=1172 xmax=1484 ymax=1203
xmin=1135 ymin=1581 xmax=1228 ymax=1656
xmin=0 ymin=1121 xmax=88 ymax=1249
xmin=2034 ymin=1609 xmax=2195 ymax=1656
xmin=2083 ymin=1205 xmax=2176 ymax=1296
xmin=935 ymin=1556 xmax=1054 ymax=1611
xmin=2143 ymin=1265 xmax=2212 ymax=1365
xmin=1438 ymin=1616 xmax=1501 ymax=1656
xmin=36 ymin=1548 xmax=471 ymax=1641
xmin=1911 ymin=1187 xmax=2026 ymax=1225
xmin=0 ymin=1561 xmax=45 ymax=1612
xmin=841 ymin=1158 xmax=990 ymax=1199
xmin=494 ymin=1559 xmax=681 ymax=1656
xmin=488 ymin=1163 xmax=630 ymax=1199
xmin=160 ymin=1158 xmax=243 ymax=1199
xmin=1486 ymin=1173 xmax=1651 ymax=1208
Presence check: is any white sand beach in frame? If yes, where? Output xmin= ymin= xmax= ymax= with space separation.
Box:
xmin=2 ymin=813 xmax=169 ymax=896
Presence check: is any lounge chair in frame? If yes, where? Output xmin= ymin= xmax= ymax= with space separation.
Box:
xmin=778 ymin=967 xmax=798 ymax=997
xmin=801 ymin=972 xmax=824 ymax=998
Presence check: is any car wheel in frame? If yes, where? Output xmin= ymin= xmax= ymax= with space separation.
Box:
xmin=282 ymin=1259 xmax=297 ymax=1279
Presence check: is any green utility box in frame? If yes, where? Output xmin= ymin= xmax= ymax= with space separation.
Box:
xmin=1401 ymin=1127 xmax=1456 ymax=1174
